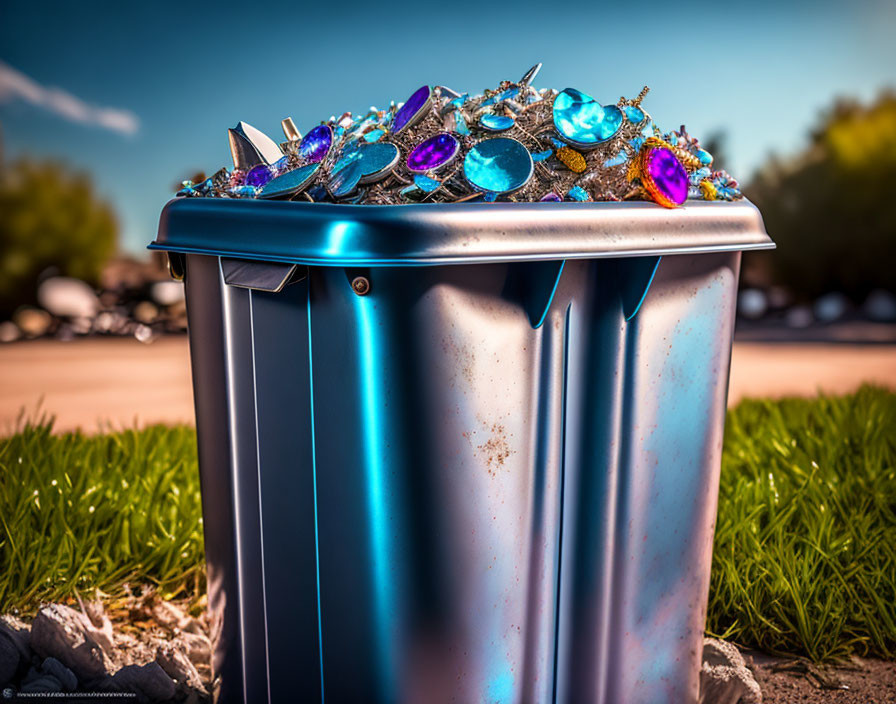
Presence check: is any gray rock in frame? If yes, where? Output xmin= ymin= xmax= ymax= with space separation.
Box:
xmin=737 ymin=289 xmax=768 ymax=320
xmin=699 ymin=638 xmax=762 ymax=704
xmin=0 ymin=321 xmax=21 ymax=343
xmin=12 ymin=307 xmax=52 ymax=338
xmin=111 ymin=662 xmax=176 ymax=703
xmin=813 ymin=292 xmax=849 ymax=323
xmin=172 ymin=632 xmax=211 ymax=663
xmin=864 ymin=289 xmax=896 ymax=322
xmin=41 ymin=657 xmax=78 ymax=691
xmin=151 ymin=281 xmax=185 ymax=307
xmin=37 ymin=277 xmax=100 ymax=319
xmin=156 ymin=642 xmax=206 ymax=695
xmin=30 ymin=604 xmax=113 ymax=682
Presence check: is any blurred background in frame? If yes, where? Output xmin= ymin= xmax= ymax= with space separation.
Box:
xmin=1 ymin=0 xmax=894 ymax=430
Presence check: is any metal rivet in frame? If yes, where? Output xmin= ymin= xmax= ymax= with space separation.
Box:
xmin=351 ymin=276 xmax=370 ymax=296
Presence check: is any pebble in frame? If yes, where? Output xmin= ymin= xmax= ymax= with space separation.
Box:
xmin=111 ymin=662 xmax=177 ymax=703
xmin=37 ymin=277 xmax=100 ymax=318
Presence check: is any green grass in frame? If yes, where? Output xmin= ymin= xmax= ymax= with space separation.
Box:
xmin=1 ymin=387 xmax=894 ymax=662
xmin=708 ymin=385 xmax=896 ymax=661
xmin=0 ymin=416 xmax=203 ymax=612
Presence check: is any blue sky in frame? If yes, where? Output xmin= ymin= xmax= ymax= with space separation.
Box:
xmin=1 ymin=0 xmax=895 ymax=254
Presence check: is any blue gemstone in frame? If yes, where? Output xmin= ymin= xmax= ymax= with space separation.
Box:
xmin=299 ymin=125 xmax=333 ymax=163
xmin=364 ymin=128 xmax=385 ymax=143
xmin=413 ymin=174 xmax=441 ymax=192
xmin=482 ymin=87 xmax=519 ymax=106
xmin=603 ymin=152 xmax=628 ymax=168
xmin=479 ymin=113 xmax=515 ymax=132
xmin=553 ymin=88 xmax=623 ymax=148
xmin=332 ymin=142 xmax=399 ymax=192
xmin=696 ymin=148 xmax=713 ymax=166
xmin=454 ymin=110 xmax=470 ymax=135
xmin=463 ymin=137 xmax=533 ymax=194
xmin=567 ymin=186 xmax=589 ymax=201
xmin=258 ymin=163 xmax=320 ymax=199
xmin=623 ymin=105 xmax=646 ymax=123
xmin=328 ymin=159 xmax=363 ymax=197
xmin=356 ymin=142 xmax=400 ymax=183
xmin=531 ymin=149 xmax=553 ymax=161
xmin=392 ymin=85 xmax=431 ymax=133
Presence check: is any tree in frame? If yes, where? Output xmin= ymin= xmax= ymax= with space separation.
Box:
xmin=0 ymin=152 xmax=118 ymax=317
xmin=746 ymin=92 xmax=896 ymax=302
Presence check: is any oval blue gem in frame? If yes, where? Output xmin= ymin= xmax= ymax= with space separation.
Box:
xmin=552 ymin=88 xmax=623 ymax=148
xmin=392 ymin=85 xmax=431 ymax=133
xmin=299 ymin=125 xmax=333 ymax=163
xmin=463 ymin=137 xmax=533 ymax=194
xmin=258 ymin=163 xmax=320 ymax=199
xmin=479 ymin=113 xmax=515 ymax=132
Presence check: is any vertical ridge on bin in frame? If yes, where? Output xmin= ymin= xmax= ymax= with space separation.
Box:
xmin=551 ymin=303 xmax=572 ymax=704
xmin=306 ymin=283 xmax=326 ymax=703
xmin=246 ymin=291 xmax=273 ymax=704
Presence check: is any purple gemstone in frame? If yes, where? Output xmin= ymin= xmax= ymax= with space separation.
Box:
xmin=406 ymin=133 xmax=459 ymax=173
xmin=646 ymin=147 xmax=688 ymax=205
xmin=299 ymin=125 xmax=333 ymax=163
xmin=392 ymin=85 xmax=430 ymax=133
xmin=246 ymin=164 xmax=273 ymax=188
xmin=540 ymin=192 xmax=562 ymax=202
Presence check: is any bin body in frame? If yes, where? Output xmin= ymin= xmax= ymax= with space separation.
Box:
xmin=153 ymin=199 xmax=771 ymax=704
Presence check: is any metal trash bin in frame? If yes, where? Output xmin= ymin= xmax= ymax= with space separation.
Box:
xmin=151 ymin=197 xmax=773 ymax=704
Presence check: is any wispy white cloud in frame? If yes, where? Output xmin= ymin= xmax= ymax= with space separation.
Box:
xmin=0 ymin=60 xmax=139 ymax=136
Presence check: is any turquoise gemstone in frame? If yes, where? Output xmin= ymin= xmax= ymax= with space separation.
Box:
xmin=623 ymin=105 xmax=645 ymax=123
xmin=479 ymin=113 xmax=515 ymax=132
xmin=482 ymin=87 xmax=519 ymax=106
xmin=552 ymin=87 xmax=623 ymax=148
xmin=328 ymin=160 xmax=363 ymax=197
xmin=567 ymin=186 xmax=589 ymax=201
xmin=413 ymin=174 xmax=441 ymax=192
xmin=258 ymin=163 xmax=320 ymax=199
xmin=531 ymin=149 xmax=553 ymax=162
xmin=356 ymin=142 xmax=400 ymax=183
xmin=463 ymin=137 xmax=533 ymax=194
xmin=364 ymin=129 xmax=385 ymax=143
xmin=603 ymin=152 xmax=628 ymax=168
xmin=696 ymin=148 xmax=713 ymax=166
xmin=454 ymin=110 xmax=470 ymax=135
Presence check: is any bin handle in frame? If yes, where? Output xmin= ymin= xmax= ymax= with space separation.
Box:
xmin=220 ymin=257 xmax=306 ymax=292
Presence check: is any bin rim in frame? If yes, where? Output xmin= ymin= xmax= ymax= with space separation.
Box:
xmin=149 ymin=197 xmax=773 ymax=267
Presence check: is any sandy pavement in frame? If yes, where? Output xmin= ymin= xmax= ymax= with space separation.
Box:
xmin=0 ymin=337 xmax=894 ymax=434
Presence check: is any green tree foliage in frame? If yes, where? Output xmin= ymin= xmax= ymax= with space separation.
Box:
xmin=0 ymin=157 xmax=118 ymax=317
xmin=746 ymin=92 xmax=896 ymax=301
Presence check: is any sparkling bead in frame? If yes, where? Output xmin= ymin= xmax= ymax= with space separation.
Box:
xmin=392 ymin=85 xmax=431 ymax=133
xmin=479 ymin=113 xmax=515 ymax=132
xmin=258 ymin=163 xmax=320 ymax=200
xmin=553 ymin=88 xmax=623 ymax=148
xmin=463 ymin=137 xmax=534 ymax=194
xmin=299 ymin=125 xmax=333 ymax=163
xmin=406 ymin=133 xmax=460 ymax=172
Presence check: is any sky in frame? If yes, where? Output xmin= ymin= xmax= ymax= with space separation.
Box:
xmin=1 ymin=0 xmax=895 ymax=254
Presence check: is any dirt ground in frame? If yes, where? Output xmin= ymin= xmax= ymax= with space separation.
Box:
xmin=751 ymin=653 xmax=896 ymax=703
xmin=0 ymin=337 xmax=894 ymax=434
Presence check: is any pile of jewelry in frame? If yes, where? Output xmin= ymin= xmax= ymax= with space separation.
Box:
xmin=176 ymin=64 xmax=742 ymax=208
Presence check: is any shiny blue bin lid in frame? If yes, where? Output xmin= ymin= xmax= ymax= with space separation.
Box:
xmin=150 ymin=197 xmax=773 ymax=267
